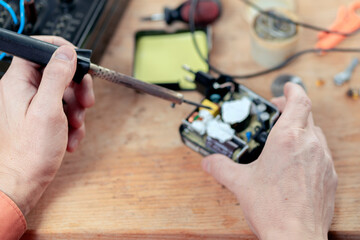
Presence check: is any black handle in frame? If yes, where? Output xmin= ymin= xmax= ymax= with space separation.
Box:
xmin=0 ymin=28 xmax=92 ymax=83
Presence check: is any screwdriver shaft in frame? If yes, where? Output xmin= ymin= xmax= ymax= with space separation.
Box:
xmin=141 ymin=13 xmax=165 ymax=22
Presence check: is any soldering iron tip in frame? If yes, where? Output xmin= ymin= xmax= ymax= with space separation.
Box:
xmin=183 ymin=99 xmax=212 ymax=110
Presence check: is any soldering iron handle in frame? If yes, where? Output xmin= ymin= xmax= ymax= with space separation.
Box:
xmin=0 ymin=28 xmax=92 ymax=83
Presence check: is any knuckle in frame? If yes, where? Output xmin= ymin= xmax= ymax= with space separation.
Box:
xmin=309 ymin=139 xmax=323 ymax=154
xmin=298 ymin=95 xmax=312 ymax=112
xmin=279 ymin=128 xmax=302 ymax=149
xmin=29 ymin=106 xmax=65 ymax=125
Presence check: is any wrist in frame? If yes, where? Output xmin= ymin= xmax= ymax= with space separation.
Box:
xmin=0 ymin=169 xmax=50 ymax=216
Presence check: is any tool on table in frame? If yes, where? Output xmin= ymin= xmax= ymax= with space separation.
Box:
xmin=316 ymin=1 xmax=360 ymax=50
xmin=271 ymin=74 xmax=306 ymax=97
xmin=334 ymin=58 xmax=359 ymax=86
xmin=142 ymin=0 xmax=221 ymax=26
xmin=347 ymin=88 xmax=360 ymax=100
xmin=0 ymin=28 xmax=211 ymax=110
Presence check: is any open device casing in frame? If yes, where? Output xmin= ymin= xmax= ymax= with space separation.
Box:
xmin=180 ymin=80 xmax=280 ymax=164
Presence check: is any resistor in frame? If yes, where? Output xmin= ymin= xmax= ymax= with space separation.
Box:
xmin=347 ymin=88 xmax=360 ymax=100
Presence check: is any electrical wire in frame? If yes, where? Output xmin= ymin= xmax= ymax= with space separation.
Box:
xmin=189 ymin=0 xmax=360 ymax=80
xmin=189 ymin=0 xmax=225 ymax=75
xmin=0 ymin=0 xmax=25 ymax=60
xmin=0 ymin=0 xmax=18 ymax=25
xmin=241 ymin=0 xmax=360 ymax=37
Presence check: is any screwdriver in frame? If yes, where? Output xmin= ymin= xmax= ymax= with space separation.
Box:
xmin=142 ymin=0 xmax=221 ymax=26
xmin=0 ymin=28 xmax=211 ymax=110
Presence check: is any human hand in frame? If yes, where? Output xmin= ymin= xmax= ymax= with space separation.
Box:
xmin=0 ymin=36 xmax=95 ymax=216
xmin=202 ymin=83 xmax=338 ymax=240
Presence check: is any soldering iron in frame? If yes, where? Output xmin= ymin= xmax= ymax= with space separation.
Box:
xmin=0 ymin=28 xmax=210 ymax=109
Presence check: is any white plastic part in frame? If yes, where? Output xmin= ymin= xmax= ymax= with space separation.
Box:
xmin=191 ymin=120 xmax=206 ymax=135
xmin=206 ymin=119 xmax=235 ymax=143
xmin=222 ymin=98 xmax=252 ymax=125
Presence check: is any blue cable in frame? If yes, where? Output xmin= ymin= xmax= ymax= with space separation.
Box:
xmin=0 ymin=0 xmax=25 ymax=60
xmin=0 ymin=0 xmax=18 ymax=25
xmin=17 ymin=0 xmax=25 ymax=34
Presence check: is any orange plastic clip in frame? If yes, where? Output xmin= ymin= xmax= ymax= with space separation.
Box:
xmin=316 ymin=1 xmax=360 ymax=50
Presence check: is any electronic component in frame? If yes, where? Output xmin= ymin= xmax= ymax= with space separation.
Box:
xmin=347 ymin=88 xmax=360 ymax=100
xmin=0 ymin=0 xmax=130 ymax=76
xmin=221 ymin=98 xmax=252 ymax=132
xmin=205 ymin=137 xmax=239 ymax=159
xmin=200 ymin=99 xmax=219 ymax=116
xmin=180 ymin=69 xmax=280 ymax=164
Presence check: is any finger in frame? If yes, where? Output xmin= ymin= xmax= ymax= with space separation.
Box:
xmin=8 ymin=35 xmax=74 ymax=76
xmin=3 ymin=36 xmax=75 ymax=91
xmin=30 ymin=45 xmax=77 ymax=114
xmin=202 ymin=154 xmax=250 ymax=193
xmin=271 ymin=96 xmax=286 ymax=112
xmin=67 ymin=124 xmax=85 ymax=152
xmin=64 ymin=87 xmax=85 ymax=129
xmin=278 ymin=82 xmax=312 ymax=129
xmin=74 ymin=74 xmax=95 ymax=108
xmin=32 ymin=35 xmax=74 ymax=46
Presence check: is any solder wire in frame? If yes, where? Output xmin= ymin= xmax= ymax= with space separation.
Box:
xmin=189 ymin=0 xmax=360 ymax=80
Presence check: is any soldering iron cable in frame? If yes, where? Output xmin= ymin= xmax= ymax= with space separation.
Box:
xmin=0 ymin=0 xmax=25 ymax=60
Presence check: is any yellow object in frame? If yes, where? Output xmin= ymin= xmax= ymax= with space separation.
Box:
xmin=134 ymin=31 xmax=209 ymax=90
xmin=200 ymin=99 xmax=220 ymax=116
xmin=316 ymin=79 xmax=325 ymax=87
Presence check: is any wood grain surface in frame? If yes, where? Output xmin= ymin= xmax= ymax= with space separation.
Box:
xmin=22 ymin=0 xmax=360 ymax=239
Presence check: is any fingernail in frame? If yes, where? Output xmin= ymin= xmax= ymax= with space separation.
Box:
xmin=55 ymin=47 xmax=75 ymax=61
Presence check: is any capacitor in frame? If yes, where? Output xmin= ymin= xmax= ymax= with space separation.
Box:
xmin=222 ymin=97 xmax=252 ymax=132
xmin=259 ymin=112 xmax=270 ymax=129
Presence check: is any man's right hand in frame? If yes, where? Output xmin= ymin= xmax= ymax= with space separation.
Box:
xmin=0 ymin=36 xmax=95 ymax=217
xmin=202 ymin=83 xmax=338 ymax=240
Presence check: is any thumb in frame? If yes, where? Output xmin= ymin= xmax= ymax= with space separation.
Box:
xmin=32 ymin=45 xmax=77 ymax=112
xmin=202 ymin=154 xmax=251 ymax=193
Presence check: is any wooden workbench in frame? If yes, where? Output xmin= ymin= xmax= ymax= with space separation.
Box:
xmin=22 ymin=0 xmax=360 ymax=239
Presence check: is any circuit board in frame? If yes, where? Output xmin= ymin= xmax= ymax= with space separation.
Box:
xmin=180 ymin=84 xmax=280 ymax=164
